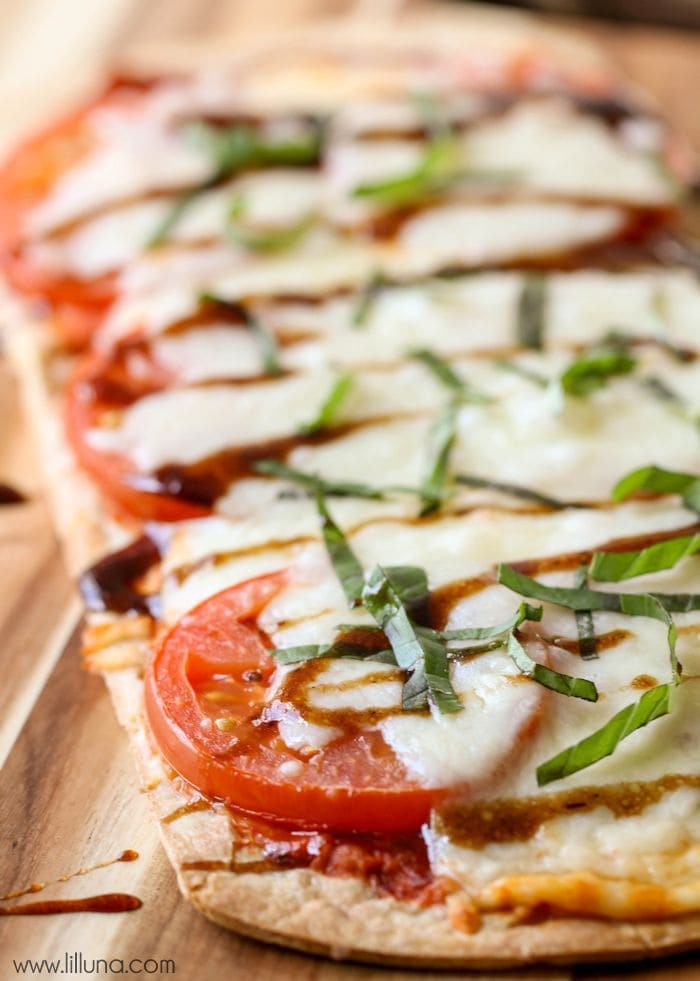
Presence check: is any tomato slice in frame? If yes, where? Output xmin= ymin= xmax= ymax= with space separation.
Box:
xmin=65 ymin=348 xmax=208 ymax=522
xmin=0 ymin=80 xmax=150 ymax=347
xmin=145 ymin=577 xmax=437 ymax=833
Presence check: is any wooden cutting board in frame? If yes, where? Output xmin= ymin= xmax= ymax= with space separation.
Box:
xmin=1 ymin=3 xmax=700 ymax=978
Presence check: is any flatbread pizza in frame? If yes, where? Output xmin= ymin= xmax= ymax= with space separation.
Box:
xmin=5 ymin=14 xmax=700 ymax=967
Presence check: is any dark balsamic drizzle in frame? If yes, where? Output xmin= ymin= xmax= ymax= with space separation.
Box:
xmin=1 ymin=850 xmax=139 ymax=902
xmin=0 ymin=850 xmax=141 ymax=917
xmin=0 ymin=894 xmax=142 ymax=916
xmin=437 ymin=774 xmax=700 ymax=850
xmin=79 ymin=535 xmax=161 ymax=615
xmin=138 ymin=413 xmax=417 ymax=507
xmin=0 ymin=483 xmax=27 ymax=505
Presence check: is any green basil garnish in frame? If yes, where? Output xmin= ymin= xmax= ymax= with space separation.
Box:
xmin=494 ymin=357 xmax=549 ymax=389
xmin=612 ymin=464 xmax=700 ymax=513
xmin=590 ymin=532 xmax=700 ymax=582
xmin=362 ymin=564 xmax=462 ymax=713
xmin=641 ymin=376 xmax=700 ymax=432
xmin=253 ymin=459 xmax=386 ymax=499
xmin=573 ymin=564 xmax=597 ymax=660
xmin=298 ymin=374 xmax=354 ymax=436
xmin=351 ymin=133 xmax=462 ymax=208
xmin=226 ymin=194 xmax=315 ymax=253
xmin=315 ymin=492 xmax=364 ymax=607
xmin=148 ymin=120 xmax=322 ymax=246
xmin=455 ymin=474 xmax=576 ymax=511
xmin=271 ymin=641 xmax=390 ymax=665
xmin=420 ymin=402 xmax=458 ymax=515
xmin=199 ymin=292 xmax=281 ymax=375
xmin=559 ymin=344 xmax=637 ymax=398
xmin=497 ymin=563 xmax=684 ymax=647
xmin=351 ymin=271 xmax=387 ymax=328
xmin=507 ymin=631 xmax=598 ymax=702
xmin=536 ymin=683 xmax=674 ymax=786
xmin=517 ymin=274 xmax=546 ymax=350
xmin=498 ymin=561 xmax=682 ymax=783
xmin=409 ymin=349 xmax=493 ymax=404
xmin=441 ymin=602 xmax=542 ymax=644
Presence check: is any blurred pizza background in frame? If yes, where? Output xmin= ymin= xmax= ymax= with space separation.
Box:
xmin=0 ymin=0 xmax=700 ymax=149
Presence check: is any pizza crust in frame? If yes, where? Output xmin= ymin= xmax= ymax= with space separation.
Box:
xmin=5 ymin=21 xmax=700 ymax=967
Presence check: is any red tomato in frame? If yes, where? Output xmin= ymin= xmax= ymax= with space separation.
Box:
xmin=65 ymin=347 xmax=208 ymax=522
xmin=0 ymin=80 xmax=150 ymax=347
xmin=145 ymin=578 xmax=438 ymax=833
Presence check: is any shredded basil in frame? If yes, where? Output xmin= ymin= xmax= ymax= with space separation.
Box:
xmin=498 ymin=563 xmax=683 ymax=783
xmin=351 ymin=133 xmax=462 ymax=208
xmin=559 ymin=344 xmax=637 ymax=398
xmin=271 ymin=641 xmax=390 ymax=665
xmin=441 ymin=603 xmax=542 ymax=643
xmin=148 ymin=120 xmax=322 ymax=246
xmin=590 ymin=532 xmax=700 ymax=582
xmin=612 ymin=464 xmax=700 ymax=513
xmin=409 ymin=349 xmax=493 ymax=404
xmin=573 ymin=564 xmax=597 ymax=660
xmin=498 ymin=563 xmax=683 ymax=630
xmin=253 ymin=459 xmax=386 ymax=499
xmin=362 ymin=565 xmax=462 ymax=713
xmin=351 ymin=271 xmax=387 ymax=328
xmin=199 ymin=292 xmax=281 ymax=375
xmin=455 ymin=474 xmax=576 ymax=511
xmin=536 ymin=684 xmax=673 ymax=786
xmin=507 ymin=631 xmax=598 ymax=702
xmin=226 ymin=194 xmax=315 ymax=253
xmin=517 ymin=275 xmax=547 ymax=350
xmin=315 ymin=493 xmax=364 ymax=607
xmin=298 ymin=374 xmax=354 ymax=436
xmin=642 ymin=376 xmax=700 ymax=431
xmin=494 ymin=357 xmax=549 ymax=389
xmin=420 ymin=402 xmax=458 ymax=515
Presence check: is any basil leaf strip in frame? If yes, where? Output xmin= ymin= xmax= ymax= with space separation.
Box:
xmin=536 ymin=683 xmax=673 ymax=786
xmin=252 ymin=459 xmax=387 ymax=499
xmin=559 ymin=345 xmax=637 ymax=398
xmin=271 ymin=642 xmax=391 ymax=665
xmin=494 ymin=358 xmax=549 ymax=389
xmin=315 ymin=493 xmax=364 ymax=607
xmin=517 ymin=275 xmax=546 ymax=350
xmin=351 ymin=133 xmax=461 ymax=208
xmin=199 ymin=292 xmax=281 ymax=375
xmin=420 ymin=402 xmax=458 ymax=515
xmin=148 ymin=186 xmax=207 ymax=248
xmin=613 ymin=464 xmax=700 ymax=513
xmin=148 ymin=120 xmax=322 ymax=246
xmin=507 ymin=631 xmax=598 ymax=702
xmin=455 ymin=474 xmax=576 ymax=511
xmin=497 ymin=564 xmax=680 ymax=681
xmin=409 ymin=349 xmax=493 ymax=404
xmin=298 ymin=374 xmax=354 ymax=436
xmin=400 ymin=632 xmax=463 ymax=713
xmin=573 ymin=564 xmax=597 ymax=660
xmin=226 ymin=195 xmax=315 ymax=253
xmin=590 ymin=532 xmax=700 ymax=582
xmin=441 ymin=602 xmax=542 ymax=642
xmin=352 ymin=271 xmax=387 ymax=328
xmin=362 ymin=565 xmax=462 ymax=713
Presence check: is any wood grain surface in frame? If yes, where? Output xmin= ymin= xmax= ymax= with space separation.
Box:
xmin=1 ymin=2 xmax=700 ymax=978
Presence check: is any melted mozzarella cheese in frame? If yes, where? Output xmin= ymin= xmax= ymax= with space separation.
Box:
xmin=94 ymin=346 xmax=700 ymax=503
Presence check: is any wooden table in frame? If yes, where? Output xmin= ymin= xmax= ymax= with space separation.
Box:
xmin=1 ymin=3 xmax=700 ymax=978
